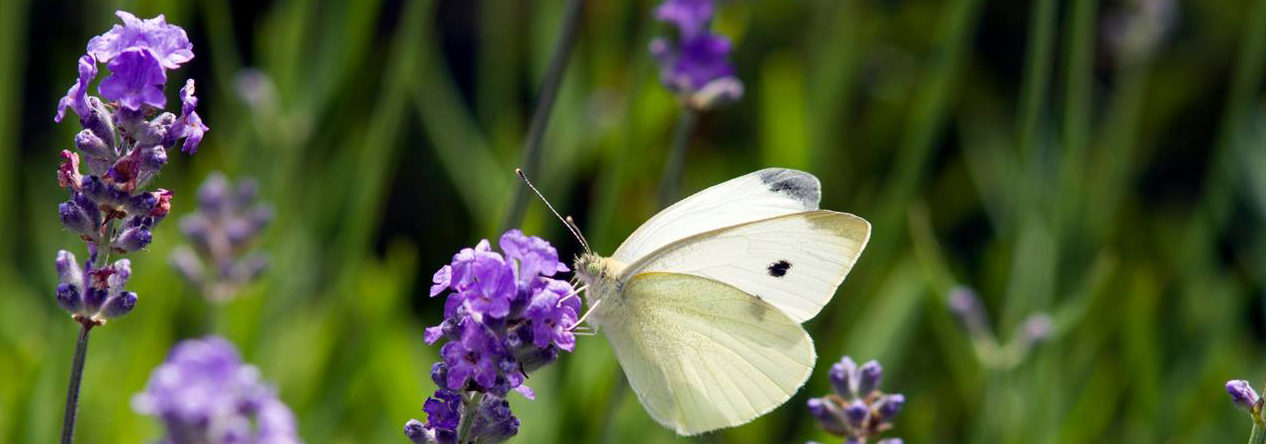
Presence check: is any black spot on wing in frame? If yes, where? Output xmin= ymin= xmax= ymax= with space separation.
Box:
xmin=756 ymin=168 xmax=821 ymax=207
xmin=768 ymin=260 xmax=792 ymax=277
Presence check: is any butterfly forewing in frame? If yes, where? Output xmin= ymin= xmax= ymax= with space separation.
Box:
xmin=611 ymin=168 xmax=822 ymax=264
xmin=602 ymin=272 xmax=815 ymax=435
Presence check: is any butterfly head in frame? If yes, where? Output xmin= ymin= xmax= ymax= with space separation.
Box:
xmin=573 ymin=253 xmax=625 ymax=287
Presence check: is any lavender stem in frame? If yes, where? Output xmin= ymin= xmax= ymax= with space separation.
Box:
xmin=501 ymin=0 xmax=586 ymax=232
xmin=456 ymin=391 xmax=483 ymax=444
xmin=59 ymin=321 xmax=94 ymax=444
xmin=655 ymin=108 xmax=698 ymax=209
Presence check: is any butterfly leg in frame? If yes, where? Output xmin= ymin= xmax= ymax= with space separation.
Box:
xmin=558 ymin=284 xmax=587 ymax=307
xmin=570 ymin=298 xmax=603 ymax=334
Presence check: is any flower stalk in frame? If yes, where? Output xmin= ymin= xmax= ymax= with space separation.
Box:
xmin=501 ymin=0 xmax=586 ymax=232
xmin=58 ymin=321 xmax=93 ymax=444
xmin=655 ymin=108 xmax=698 ymax=208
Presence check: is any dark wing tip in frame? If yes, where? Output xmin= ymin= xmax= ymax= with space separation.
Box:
xmin=755 ymin=168 xmax=821 ymax=208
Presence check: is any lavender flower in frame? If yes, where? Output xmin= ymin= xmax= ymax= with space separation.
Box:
xmin=52 ymin=10 xmax=203 ymax=326
xmin=807 ymin=356 xmax=905 ymax=443
xmin=54 ymin=11 xmax=205 ymax=443
xmin=650 ymin=0 xmax=743 ymax=110
xmin=948 ymin=286 xmax=1055 ymax=368
xmin=133 ymin=336 xmax=302 ymax=444
xmin=406 ymin=230 xmax=576 ymax=443
xmin=171 ymin=172 xmax=272 ymax=303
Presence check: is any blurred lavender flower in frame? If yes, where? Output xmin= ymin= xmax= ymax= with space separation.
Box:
xmin=808 ymin=356 xmax=905 ymax=443
xmin=52 ymin=10 xmax=205 ymax=325
xmin=947 ymin=286 xmax=1054 ymax=369
xmin=650 ymin=0 xmax=743 ymax=110
xmin=133 ymin=336 xmax=302 ymax=444
xmin=406 ymin=230 xmax=577 ymax=443
xmin=171 ymin=172 xmax=272 ymax=303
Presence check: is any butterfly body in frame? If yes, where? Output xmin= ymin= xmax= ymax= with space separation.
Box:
xmin=570 ymin=168 xmax=871 ymax=435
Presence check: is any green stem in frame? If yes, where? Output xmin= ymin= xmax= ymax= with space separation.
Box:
xmin=655 ymin=108 xmax=699 ymax=209
xmin=501 ymin=0 xmax=586 ymax=232
xmin=456 ymin=391 xmax=483 ymax=444
xmin=1249 ymin=419 xmax=1265 ymax=444
xmin=59 ymin=321 xmax=93 ymax=444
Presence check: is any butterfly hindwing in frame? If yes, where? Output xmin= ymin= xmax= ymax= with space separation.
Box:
xmin=602 ymin=272 xmax=815 ymax=435
xmin=621 ymin=211 xmax=870 ymax=323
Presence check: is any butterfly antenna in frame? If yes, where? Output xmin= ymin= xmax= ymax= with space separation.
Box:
xmin=516 ymin=168 xmax=592 ymax=253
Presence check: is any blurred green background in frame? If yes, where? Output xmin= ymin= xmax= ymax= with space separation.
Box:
xmin=2 ymin=0 xmax=1265 ymax=442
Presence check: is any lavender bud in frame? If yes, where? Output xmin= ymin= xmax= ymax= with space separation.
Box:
xmin=403 ymin=419 xmax=429 ymax=444
xmin=108 ymin=259 xmax=132 ymax=289
xmin=84 ymin=287 xmax=109 ymax=313
xmin=236 ymin=178 xmax=260 ymax=206
xmin=470 ymin=396 xmax=519 ymax=444
xmin=82 ymin=97 xmax=116 ymax=145
xmin=876 ymin=439 xmax=905 ymax=444
xmin=170 ymin=246 xmax=205 ymax=284
xmin=74 ymin=129 xmax=112 ymax=161
xmin=56 ymin=250 xmax=83 ymax=286
xmin=857 ymin=360 xmax=883 ymax=396
xmin=875 ymin=394 xmax=905 ymax=420
xmin=101 ymin=291 xmax=138 ymax=318
xmin=843 ymin=399 xmax=870 ymax=429
xmin=430 ymin=362 xmax=449 ymax=387
xmin=807 ymin=397 xmax=848 ymax=435
xmin=59 ymin=198 xmax=98 ymax=235
xmin=948 ymin=286 xmax=989 ymax=336
xmin=829 ymin=356 xmax=859 ymax=399
xmin=197 ymin=172 xmax=229 ymax=217
xmin=1227 ymin=380 xmax=1260 ymax=411
xmin=137 ymin=145 xmax=168 ymax=183
xmin=112 ymin=222 xmax=153 ymax=253
xmin=56 ymin=283 xmax=83 ymax=313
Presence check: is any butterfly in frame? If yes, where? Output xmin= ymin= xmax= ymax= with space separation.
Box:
xmin=524 ymin=167 xmax=871 ymax=435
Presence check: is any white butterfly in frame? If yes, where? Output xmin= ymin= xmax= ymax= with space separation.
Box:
xmin=560 ymin=168 xmax=871 ymax=435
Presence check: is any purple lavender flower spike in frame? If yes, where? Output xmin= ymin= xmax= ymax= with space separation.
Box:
xmin=99 ymin=48 xmax=167 ymax=111
xmin=133 ymin=336 xmax=302 ymax=444
xmin=809 ymin=355 xmax=905 ymax=443
xmin=173 ymin=173 xmax=272 ymax=303
xmin=650 ymin=0 xmax=744 ymax=109
xmin=87 ymin=11 xmax=193 ymax=69
xmin=55 ymin=55 xmax=98 ymax=123
xmin=409 ymin=230 xmax=578 ymax=443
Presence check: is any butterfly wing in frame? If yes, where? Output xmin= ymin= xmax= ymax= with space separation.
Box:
xmin=611 ymin=168 xmax=822 ymax=264
xmin=621 ymin=211 xmax=870 ymax=323
xmin=603 ymin=272 xmax=815 ymax=435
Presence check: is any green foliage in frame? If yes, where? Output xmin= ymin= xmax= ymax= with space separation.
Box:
xmin=4 ymin=0 xmax=1266 ymax=442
